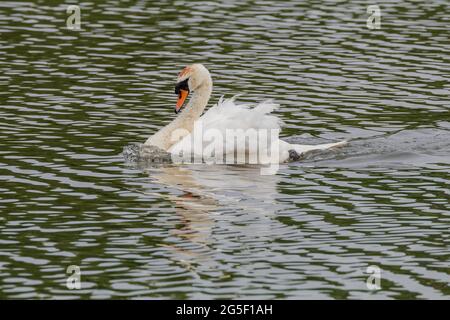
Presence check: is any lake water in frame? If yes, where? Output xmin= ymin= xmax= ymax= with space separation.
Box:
xmin=0 ymin=0 xmax=449 ymax=299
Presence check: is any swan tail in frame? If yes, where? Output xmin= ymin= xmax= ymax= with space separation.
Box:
xmin=291 ymin=140 xmax=348 ymax=157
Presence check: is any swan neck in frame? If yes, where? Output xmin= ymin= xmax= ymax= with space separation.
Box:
xmin=183 ymin=79 xmax=212 ymax=119
xmin=144 ymin=75 xmax=212 ymax=151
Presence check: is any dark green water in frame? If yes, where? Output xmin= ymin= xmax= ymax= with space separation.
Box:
xmin=0 ymin=0 xmax=449 ymax=299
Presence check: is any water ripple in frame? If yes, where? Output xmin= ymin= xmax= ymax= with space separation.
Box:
xmin=0 ymin=0 xmax=449 ymax=299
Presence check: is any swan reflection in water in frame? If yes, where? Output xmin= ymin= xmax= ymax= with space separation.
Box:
xmin=143 ymin=164 xmax=285 ymax=270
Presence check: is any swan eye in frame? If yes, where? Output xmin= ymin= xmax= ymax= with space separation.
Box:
xmin=175 ymin=78 xmax=189 ymax=95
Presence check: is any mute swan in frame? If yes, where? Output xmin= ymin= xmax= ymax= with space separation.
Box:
xmin=144 ymin=63 xmax=346 ymax=164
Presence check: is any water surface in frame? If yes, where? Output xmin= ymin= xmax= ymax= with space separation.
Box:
xmin=0 ymin=0 xmax=449 ymax=299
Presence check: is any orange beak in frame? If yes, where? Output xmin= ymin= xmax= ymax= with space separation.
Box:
xmin=175 ymin=89 xmax=189 ymax=113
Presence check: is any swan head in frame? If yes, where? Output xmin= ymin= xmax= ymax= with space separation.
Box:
xmin=174 ymin=63 xmax=211 ymax=113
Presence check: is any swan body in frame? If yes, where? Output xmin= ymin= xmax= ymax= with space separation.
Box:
xmin=144 ymin=64 xmax=346 ymax=164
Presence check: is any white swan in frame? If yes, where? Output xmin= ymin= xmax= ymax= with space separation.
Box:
xmin=144 ymin=63 xmax=346 ymax=163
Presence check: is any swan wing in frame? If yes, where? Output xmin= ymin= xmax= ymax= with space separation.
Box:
xmin=200 ymin=96 xmax=282 ymax=131
xmin=169 ymin=96 xmax=283 ymax=158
